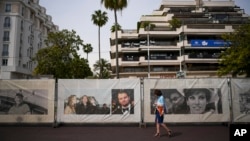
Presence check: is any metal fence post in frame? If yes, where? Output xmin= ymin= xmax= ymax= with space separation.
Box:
xmin=139 ymin=78 xmax=146 ymax=128
xmin=53 ymin=81 xmax=58 ymax=128
xmin=227 ymin=77 xmax=234 ymax=126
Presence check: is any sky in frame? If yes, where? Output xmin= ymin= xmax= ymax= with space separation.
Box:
xmin=39 ymin=0 xmax=250 ymax=70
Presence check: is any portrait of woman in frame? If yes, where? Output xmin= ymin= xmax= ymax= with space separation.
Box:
xmin=75 ymin=95 xmax=90 ymax=114
xmin=64 ymin=95 xmax=77 ymax=114
xmin=75 ymin=95 xmax=98 ymax=114
xmin=88 ymin=96 xmax=98 ymax=114
xmin=183 ymin=88 xmax=215 ymax=114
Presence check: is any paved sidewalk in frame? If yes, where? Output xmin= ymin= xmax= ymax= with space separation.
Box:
xmin=0 ymin=124 xmax=229 ymax=141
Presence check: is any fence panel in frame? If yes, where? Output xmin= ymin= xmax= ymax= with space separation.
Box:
xmin=57 ymin=79 xmax=141 ymax=123
xmin=0 ymin=79 xmax=55 ymax=123
xmin=231 ymin=79 xmax=250 ymax=122
xmin=143 ymin=78 xmax=230 ymax=123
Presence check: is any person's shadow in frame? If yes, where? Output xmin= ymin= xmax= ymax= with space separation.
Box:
xmin=161 ymin=131 xmax=182 ymax=138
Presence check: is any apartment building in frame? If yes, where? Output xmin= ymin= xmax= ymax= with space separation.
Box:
xmin=109 ymin=0 xmax=249 ymax=78
xmin=0 ymin=0 xmax=58 ymax=79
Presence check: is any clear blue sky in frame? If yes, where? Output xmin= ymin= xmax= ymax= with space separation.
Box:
xmin=39 ymin=0 xmax=250 ymax=69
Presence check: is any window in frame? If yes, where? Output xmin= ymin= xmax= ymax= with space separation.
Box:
xmin=20 ymin=33 xmax=23 ymax=44
xmin=21 ymin=20 xmax=24 ymax=31
xmin=4 ymin=17 xmax=11 ymax=28
xmin=22 ymin=7 xmax=25 ymax=16
xmin=5 ymin=4 xmax=11 ymax=12
xmin=2 ymin=59 xmax=8 ymax=66
xmin=3 ymin=31 xmax=10 ymax=41
xmin=27 ymin=47 xmax=33 ymax=58
xmin=18 ymin=60 xmax=21 ymax=66
xmin=2 ymin=44 xmax=9 ymax=56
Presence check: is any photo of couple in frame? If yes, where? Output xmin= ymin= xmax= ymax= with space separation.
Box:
xmin=150 ymin=88 xmax=223 ymax=114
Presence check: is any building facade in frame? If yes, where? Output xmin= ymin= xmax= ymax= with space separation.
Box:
xmin=109 ymin=0 xmax=249 ymax=78
xmin=0 ymin=0 xmax=58 ymax=79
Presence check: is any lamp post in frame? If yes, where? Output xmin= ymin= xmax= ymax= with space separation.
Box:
xmin=147 ymin=25 xmax=151 ymax=78
xmin=177 ymin=22 xmax=184 ymax=78
xmin=180 ymin=23 xmax=183 ymax=73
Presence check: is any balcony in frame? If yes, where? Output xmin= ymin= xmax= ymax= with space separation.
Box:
xmin=188 ymin=53 xmax=221 ymax=59
xmin=3 ymin=37 xmax=10 ymax=42
xmin=121 ymin=40 xmax=177 ymax=48
xmin=187 ymin=66 xmax=219 ymax=71
xmin=187 ymin=24 xmax=225 ymax=29
xmin=145 ymin=55 xmax=178 ymax=60
xmin=122 ymin=56 xmax=140 ymax=61
xmin=139 ymin=56 xmax=182 ymax=66
xmin=2 ymin=51 xmax=9 ymax=56
xmin=4 ymin=23 xmax=11 ymax=28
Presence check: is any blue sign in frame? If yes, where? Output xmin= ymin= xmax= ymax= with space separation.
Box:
xmin=191 ymin=40 xmax=230 ymax=47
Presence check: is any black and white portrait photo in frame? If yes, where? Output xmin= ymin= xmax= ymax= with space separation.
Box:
xmin=0 ymin=89 xmax=48 ymax=115
xmin=63 ymin=89 xmax=111 ymax=115
xmin=239 ymin=90 xmax=250 ymax=114
xmin=111 ymin=89 xmax=134 ymax=114
xmin=150 ymin=88 xmax=223 ymax=115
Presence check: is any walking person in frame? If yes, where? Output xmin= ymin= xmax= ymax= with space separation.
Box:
xmin=153 ymin=89 xmax=172 ymax=137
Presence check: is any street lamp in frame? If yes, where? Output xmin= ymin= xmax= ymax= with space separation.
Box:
xmin=177 ymin=22 xmax=185 ymax=78
xmin=180 ymin=22 xmax=184 ymax=73
xmin=147 ymin=25 xmax=151 ymax=78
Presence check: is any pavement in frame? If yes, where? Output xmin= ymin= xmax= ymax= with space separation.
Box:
xmin=0 ymin=124 xmax=229 ymax=141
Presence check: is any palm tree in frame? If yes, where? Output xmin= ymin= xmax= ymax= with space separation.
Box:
xmin=111 ymin=23 xmax=121 ymax=32
xmin=101 ymin=0 xmax=128 ymax=79
xmin=91 ymin=10 xmax=108 ymax=78
xmin=93 ymin=58 xmax=111 ymax=79
xmin=83 ymin=43 xmax=93 ymax=61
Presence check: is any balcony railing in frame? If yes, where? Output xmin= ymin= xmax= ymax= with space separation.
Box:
xmin=187 ymin=66 xmax=218 ymax=71
xmin=3 ymin=37 xmax=10 ymax=41
xmin=122 ymin=57 xmax=140 ymax=61
xmin=145 ymin=55 xmax=178 ymax=60
xmin=4 ymin=23 xmax=10 ymax=28
xmin=121 ymin=41 xmax=177 ymax=48
xmin=188 ymin=53 xmax=221 ymax=59
xmin=2 ymin=51 xmax=9 ymax=56
xmin=187 ymin=24 xmax=225 ymax=29
xmin=122 ymin=67 xmax=179 ymax=73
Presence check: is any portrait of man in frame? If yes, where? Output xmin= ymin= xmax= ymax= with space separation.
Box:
xmin=111 ymin=89 xmax=134 ymax=114
xmin=150 ymin=89 xmax=187 ymax=114
xmin=8 ymin=93 xmax=31 ymax=115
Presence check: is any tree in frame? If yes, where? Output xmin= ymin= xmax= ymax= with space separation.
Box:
xmin=101 ymin=0 xmax=128 ymax=79
xmin=93 ymin=58 xmax=111 ymax=79
xmin=137 ymin=21 xmax=155 ymax=32
xmin=91 ymin=9 xmax=108 ymax=61
xmin=83 ymin=43 xmax=93 ymax=61
xmin=91 ymin=10 xmax=108 ymax=78
xmin=218 ymin=23 xmax=250 ymax=77
xmin=111 ymin=23 xmax=121 ymax=32
xmin=33 ymin=29 xmax=93 ymax=79
xmin=169 ymin=18 xmax=182 ymax=29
